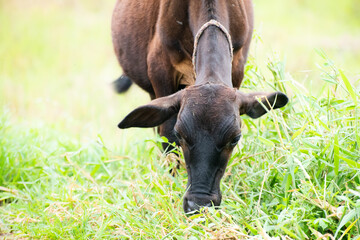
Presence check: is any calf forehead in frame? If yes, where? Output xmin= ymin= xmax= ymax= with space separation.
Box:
xmin=179 ymin=85 xmax=239 ymax=130
xmin=183 ymin=84 xmax=237 ymax=107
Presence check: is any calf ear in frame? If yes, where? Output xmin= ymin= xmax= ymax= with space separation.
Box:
xmin=118 ymin=91 xmax=183 ymax=128
xmin=237 ymin=91 xmax=288 ymax=119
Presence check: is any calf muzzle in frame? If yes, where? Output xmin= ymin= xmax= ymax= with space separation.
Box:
xmin=183 ymin=192 xmax=221 ymax=214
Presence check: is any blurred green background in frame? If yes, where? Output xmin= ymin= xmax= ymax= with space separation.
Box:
xmin=1 ymin=0 xmax=360 ymax=238
xmin=0 ymin=0 xmax=359 ymax=144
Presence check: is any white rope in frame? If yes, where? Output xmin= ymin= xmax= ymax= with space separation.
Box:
xmin=192 ymin=19 xmax=233 ymax=76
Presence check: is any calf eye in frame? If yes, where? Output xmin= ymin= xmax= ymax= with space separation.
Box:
xmin=230 ymin=135 xmax=241 ymax=147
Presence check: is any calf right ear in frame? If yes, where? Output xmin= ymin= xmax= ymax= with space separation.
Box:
xmin=237 ymin=91 xmax=289 ymax=119
xmin=118 ymin=91 xmax=183 ymax=128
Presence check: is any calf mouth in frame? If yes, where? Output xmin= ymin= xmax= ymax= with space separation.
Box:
xmin=183 ymin=193 xmax=221 ymax=214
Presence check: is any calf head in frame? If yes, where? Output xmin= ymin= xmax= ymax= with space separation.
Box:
xmin=118 ymin=84 xmax=288 ymax=213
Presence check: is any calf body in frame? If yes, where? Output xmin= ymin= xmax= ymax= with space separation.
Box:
xmin=112 ymin=0 xmax=288 ymax=213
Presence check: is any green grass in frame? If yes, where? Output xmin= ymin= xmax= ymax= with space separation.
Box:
xmin=1 ymin=0 xmax=360 ymax=239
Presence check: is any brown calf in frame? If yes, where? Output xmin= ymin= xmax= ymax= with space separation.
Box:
xmin=112 ymin=0 xmax=288 ymax=213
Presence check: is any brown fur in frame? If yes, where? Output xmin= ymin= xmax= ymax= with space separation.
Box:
xmin=113 ymin=0 xmax=288 ymax=213
xmin=112 ymin=0 xmax=253 ymax=93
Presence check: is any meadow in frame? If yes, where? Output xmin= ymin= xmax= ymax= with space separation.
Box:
xmin=0 ymin=0 xmax=359 ymax=239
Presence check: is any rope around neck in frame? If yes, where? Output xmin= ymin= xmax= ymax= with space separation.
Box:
xmin=192 ymin=19 xmax=233 ymax=76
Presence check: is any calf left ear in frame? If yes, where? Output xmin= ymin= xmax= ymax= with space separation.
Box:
xmin=237 ymin=91 xmax=289 ymax=119
xmin=118 ymin=91 xmax=183 ymax=129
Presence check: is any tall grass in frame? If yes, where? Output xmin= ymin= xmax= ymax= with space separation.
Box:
xmin=1 ymin=52 xmax=359 ymax=238
xmin=0 ymin=0 xmax=359 ymax=239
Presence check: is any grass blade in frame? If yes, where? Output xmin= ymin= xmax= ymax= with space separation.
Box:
xmin=334 ymin=209 xmax=357 ymax=238
xmin=292 ymin=121 xmax=308 ymax=140
xmin=339 ymin=155 xmax=360 ymax=169
xmin=338 ymin=217 xmax=360 ymax=240
xmin=334 ymin=134 xmax=340 ymax=175
xmin=340 ymin=69 xmax=357 ymax=105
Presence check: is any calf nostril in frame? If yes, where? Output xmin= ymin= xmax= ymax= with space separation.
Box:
xmin=187 ymin=200 xmax=197 ymax=211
